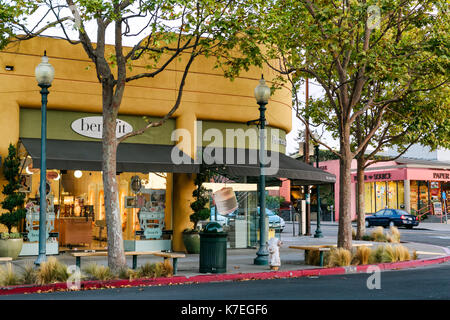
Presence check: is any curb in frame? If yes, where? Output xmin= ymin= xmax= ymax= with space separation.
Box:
xmin=1 ymin=254 xmax=449 ymax=296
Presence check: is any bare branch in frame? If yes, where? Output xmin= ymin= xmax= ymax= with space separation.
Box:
xmin=125 ymin=37 xmax=193 ymax=82
xmin=290 ymin=76 xmax=343 ymax=160
xmin=13 ymin=17 xmax=72 ymax=41
xmin=118 ymin=34 xmax=202 ymax=143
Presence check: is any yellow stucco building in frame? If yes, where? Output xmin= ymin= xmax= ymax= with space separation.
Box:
xmin=0 ymin=37 xmax=292 ymax=253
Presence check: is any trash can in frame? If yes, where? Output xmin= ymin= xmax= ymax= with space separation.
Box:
xmin=199 ymin=222 xmax=228 ymax=273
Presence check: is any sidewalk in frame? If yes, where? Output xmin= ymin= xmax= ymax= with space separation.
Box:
xmin=6 ymin=231 xmax=450 ymax=277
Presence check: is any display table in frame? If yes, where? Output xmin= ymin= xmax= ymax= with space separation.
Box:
xmin=19 ymin=241 xmax=59 ymax=256
xmin=55 ymin=217 xmax=93 ymax=246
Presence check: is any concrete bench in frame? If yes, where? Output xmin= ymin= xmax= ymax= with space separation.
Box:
xmin=289 ymin=245 xmax=332 ymax=266
xmin=71 ymin=251 xmax=186 ymax=275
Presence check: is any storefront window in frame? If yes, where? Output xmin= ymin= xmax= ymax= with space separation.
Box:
xmin=397 ymin=181 xmax=404 ymax=209
xmin=387 ymin=181 xmax=398 ymax=209
xmin=410 ymin=181 xmax=418 ymax=211
xmin=205 ymin=182 xmax=279 ymax=249
xmin=375 ymin=181 xmax=387 ymax=211
xmin=20 ymin=168 xmax=170 ymax=250
xmin=418 ymin=181 xmax=429 ymax=210
xmin=364 ymin=182 xmax=375 ymax=214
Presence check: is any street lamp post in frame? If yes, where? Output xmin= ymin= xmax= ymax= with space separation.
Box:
xmin=313 ymin=142 xmax=323 ymax=238
xmin=34 ymin=51 xmax=54 ymax=266
xmin=252 ymin=75 xmax=271 ymax=265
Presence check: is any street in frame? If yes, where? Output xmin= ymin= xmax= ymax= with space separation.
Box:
xmin=2 ymin=222 xmax=449 ymax=301
xmin=2 ymin=261 xmax=449 ymax=300
xmin=287 ymin=221 xmax=450 ymax=248
xmin=278 ymin=221 xmax=450 ymax=255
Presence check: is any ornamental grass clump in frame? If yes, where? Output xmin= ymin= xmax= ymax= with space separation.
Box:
xmin=387 ymin=226 xmax=401 ymax=243
xmin=394 ymin=245 xmax=411 ymax=261
xmin=21 ymin=261 xmax=38 ymax=285
xmin=82 ymin=263 xmax=115 ymax=281
xmin=138 ymin=262 xmax=160 ymax=278
xmin=118 ymin=267 xmax=138 ymax=280
xmin=0 ymin=263 xmax=20 ymax=286
xmin=361 ymin=234 xmax=374 ymax=241
xmin=327 ymin=248 xmax=352 ymax=267
xmin=351 ymin=246 xmax=372 ymax=265
xmin=379 ymin=245 xmax=410 ymax=263
xmin=370 ymin=246 xmax=386 ymax=264
xmin=36 ymin=257 xmax=69 ymax=285
xmin=380 ymin=245 xmax=396 ymax=263
xmin=161 ymin=259 xmax=173 ymax=277
xmin=371 ymin=227 xmax=387 ymax=242
xmin=304 ymin=250 xmax=327 ymax=266
xmin=137 ymin=261 xmax=173 ymax=278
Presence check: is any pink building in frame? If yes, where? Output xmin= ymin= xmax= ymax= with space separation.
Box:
xmin=320 ymin=158 xmax=450 ymax=220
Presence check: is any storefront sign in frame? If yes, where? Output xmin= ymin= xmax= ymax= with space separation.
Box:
xmin=144 ymin=228 xmax=162 ymax=239
xmin=353 ymin=172 xmax=393 ymax=182
xmin=433 ymin=172 xmax=450 ymax=180
xmin=71 ymin=116 xmax=133 ymax=139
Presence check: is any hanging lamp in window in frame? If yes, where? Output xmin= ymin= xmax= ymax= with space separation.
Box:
xmin=213 ymin=187 xmax=238 ymax=215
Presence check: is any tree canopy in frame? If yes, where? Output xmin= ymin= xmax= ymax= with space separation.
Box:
xmin=235 ymin=0 xmax=449 ymax=249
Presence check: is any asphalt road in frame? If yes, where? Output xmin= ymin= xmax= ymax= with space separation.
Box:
xmin=393 ymin=226 xmax=450 ymax=248
xmin=2 ymin=222 xmax=449 ymax=304
xmin=302 ymin=221 xmax=450 ymax=248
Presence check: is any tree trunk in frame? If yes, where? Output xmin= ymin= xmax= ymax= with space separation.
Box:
xmin=337 ymin=140 xmax=353 ymax=250
xmin=102 ymin=83 xmax=126 ymax=272
xmin=356 ymin=157 xmax=366 ymax=240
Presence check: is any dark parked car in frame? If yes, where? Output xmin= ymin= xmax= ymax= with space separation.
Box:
xmin=365 ymin=209 xmax=419 ymax=229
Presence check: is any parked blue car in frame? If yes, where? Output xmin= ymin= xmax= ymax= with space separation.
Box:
xmin=257 ymin=207 xmax=285 ymax=232
xmin=365 ymin=208 xmax=419 ymax=229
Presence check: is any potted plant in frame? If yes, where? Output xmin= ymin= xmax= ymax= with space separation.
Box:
xmin=0 ymin=144 xmax=26 ymax=259
xmin=182 ymin=169 xmax=211 ymax=254
xmin=0 ymin=232 xmax=23 ymax=260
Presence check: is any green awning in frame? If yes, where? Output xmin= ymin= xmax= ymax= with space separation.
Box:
xmin=201 ymin=147 xmax=336 ymax=185
xmin=20 ymin=138 xmax=199 ymax=173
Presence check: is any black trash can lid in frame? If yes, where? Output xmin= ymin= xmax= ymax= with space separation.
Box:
xmin=202 ymin=222 xmax=224 ymax=233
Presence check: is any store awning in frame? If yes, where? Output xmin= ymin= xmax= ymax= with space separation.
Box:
xmin=201 ymin=147 xmax=336 ymax=185
xmin=20 ymin=139 xmax=335 ymax=184
xmin=20 ymin=138 xmax=199 ymax=173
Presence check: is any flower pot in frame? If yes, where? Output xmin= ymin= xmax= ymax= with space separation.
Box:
xmin=182 ymin=232 xmax=200 ymax=254
xmin=0 ymin=238 xmax=23 ymax=260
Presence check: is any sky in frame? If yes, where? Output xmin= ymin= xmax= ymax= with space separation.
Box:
xmin=285 ymin=81 xmax=339 ymax=156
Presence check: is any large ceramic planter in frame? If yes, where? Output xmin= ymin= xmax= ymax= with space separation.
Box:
xmin=182 ymin=232 xmax=200 ymax=254
xmin=0 ymin=238 xmax=23 ymax=260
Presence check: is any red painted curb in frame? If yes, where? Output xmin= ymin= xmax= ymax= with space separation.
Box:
xmin=1 ymin=255 xmax=449 ymax=296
